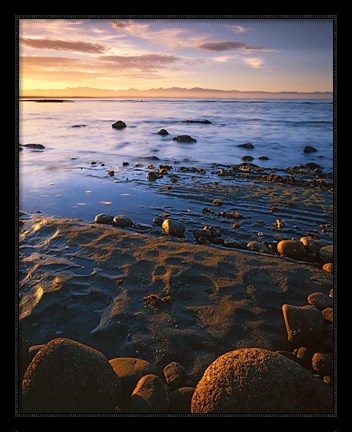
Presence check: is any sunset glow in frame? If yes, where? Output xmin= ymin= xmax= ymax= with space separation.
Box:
xmin=19 ymin=18 xmax=333 ymax=97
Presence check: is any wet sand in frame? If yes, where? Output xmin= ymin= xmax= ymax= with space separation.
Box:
xmin=19 ymin=215 xmax=333 ymax=383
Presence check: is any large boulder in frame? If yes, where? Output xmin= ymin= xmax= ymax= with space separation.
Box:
xmin=21 ymin=338 xmax=121 ymax=413
xmin=169 ymin=387 xmax=194 ymax=413
xmin=191 ymin=348 xmax=332 ymax=413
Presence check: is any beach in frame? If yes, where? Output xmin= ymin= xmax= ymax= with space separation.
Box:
xmin=18 ymin=98 xmax=334 ymax=414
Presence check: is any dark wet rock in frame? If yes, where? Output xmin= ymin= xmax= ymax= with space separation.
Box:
xmin=21 ymin=338 xmax=121 ymax=413
xmin=184 ymin=119 xmax=211 ymax=124
xmin=282 ymin=304 xmax=324 ymax=346
xmin=162 ymin=219 xmax=185 ymax=237
xmin=223 ymin=238 xmax=242 ymax=249
xmin=305 ymin=162 xmax=322 ymax=170
xmin=296 ymin=347 xmax=315 ymax=370
xmin=91 ymin=161 xmax=97 ymax=165
xmin=153 ymin=216 xmax=164 ymax=227
xmin=238 ymin=142 xmax=254 ymax=149
xmin=28 ymin=344 xmax=45 ymax=362
xmin=169 ymin=387 xmax=194 ymax=413
xmin=163 ymin=362 xmax=186 ymax=389
xmin=109 ymin=357 xmax=156 ymax=408
xmin=312 ymin=352 xmax=333 ymax=376
xmin=323 ymin=263 xmax=333 ymax=273
xmin=130 ymin=374 xmax=169 ymax=413
xmin=24 ymin=143 xmax=45 ymax=149
xmin=322 ymin=307 xmax=333 ymax=323
xmin=277 ymin=240 xmax=306 ymax=260
xmin=258 ymin=156 xmax=269 ymax=160
xmin=72 ymin=124 xmax=86 ymax=128
xmin=157 ymin=129 xmax=169 ymax=135
xmin=247 ymin=241 xmax=268 ymax=253
xmin=112 ymin=215 xmax=134 ymax=228
xmin=307 ymin=292 xmax=333 ymax=310
xmin=319 ymin=245 xmax=333 ymax=263
xmin=304 ymin=145 xmax=317 ymax=153
xmin=112 ymin=120 xmax=127 ymax=129
xmin=193 ymin=229 xmax=210 ymax=244
xmin=191 ymin=348 xmax=332 ymax=414
xmin=202 ymin=225 xmax=222 ymax=240
xmin=122 ymin=162 xmax=129 ymax=166
xmin=147 ymin=171 xmax=159 ymax=181
xmin=107 ymin=169 xmax=114 ymax=177
xmin=95 ymin=213 xmax=114 ymax=225
xmin=173 ymin=135 xmax=197 ymax=143
xmin=240 ymin=155 xmax=254 ymax=162
xmin=146 ymin=156 xmax=160 ymax=161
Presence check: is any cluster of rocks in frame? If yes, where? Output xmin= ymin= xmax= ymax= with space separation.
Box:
xmin=94 ymin=213 xmax=333 ymax=270
xmin=19 ymin=337 xmax=333 ymax=414
xmin=281 ymin=287 xmax=334 ymax=387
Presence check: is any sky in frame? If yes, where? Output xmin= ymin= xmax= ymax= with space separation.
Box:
xmin=19 ymin=18 xmax=334 ymax=96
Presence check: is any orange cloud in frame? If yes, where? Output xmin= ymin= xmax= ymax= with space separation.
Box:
xmin=20 ymin=37 xmax=107 ymax=54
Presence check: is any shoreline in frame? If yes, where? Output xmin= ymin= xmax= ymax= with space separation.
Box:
xmin=19 ymin=215 xmax=333 ymax=371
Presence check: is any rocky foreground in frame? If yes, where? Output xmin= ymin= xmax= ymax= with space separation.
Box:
xmin=19 ymin=217 xmax=334 ymax=414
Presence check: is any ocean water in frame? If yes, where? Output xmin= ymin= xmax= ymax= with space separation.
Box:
xmin=19 ymin=98 xmax=333 ymax=242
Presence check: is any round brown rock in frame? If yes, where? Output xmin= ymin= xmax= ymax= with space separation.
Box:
xmin=323 ymin=263 xmax=333 ymax=273
xmin=21 ymin=338 xmax=121 ymax=413
xmin=247 ymin=241 xmax=268 ymax=253
xmin=95 ymin=213 xmax=114 ymax=225
xmin=109 ymin=357 xmax=156 ymax=408
xmin=322 ymin=307 xmax=333 ymax=323
xmin=169 ymin=387 xmax=194 ymax=413
xmin=319 ymin=245 xmax=333 ymax=263
xmin=296 ymin=347 xmax=315 ymax=370
xmin=112 ymin=215 xmax=134 ymax=228
xmin=130 ymin=374 xmax=169 ymax=413
xmin=307 ymin=292 xmax=333 ymax=310
xmin=277 ymin=240 xmax=306 ymax=260
xmin=282 ymin=304 xmax=324 ymax=346
xmin=312 ymin=352 xmax=333 ymax=376
xmin=162 ymin=219 xmax=185 ymax=237
xmin=191 ymin=348 xmax=333 ymax=414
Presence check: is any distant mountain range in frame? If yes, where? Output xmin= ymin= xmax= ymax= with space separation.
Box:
xmin=21 ymin=86 xmax=333 ymax=99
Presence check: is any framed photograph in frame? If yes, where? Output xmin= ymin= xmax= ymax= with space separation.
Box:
xmin=13 ymin=14 xmax=340 ymax=426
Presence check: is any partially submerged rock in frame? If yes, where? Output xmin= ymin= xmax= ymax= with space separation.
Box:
xmin=157 ymin=129 xmax=169 ymax=135
xmin=112 ymin=120 xmax=127 ymax=129
xmin=172 ymin=135 xmax=197 ymax=143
